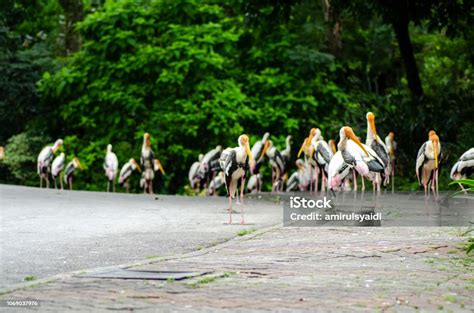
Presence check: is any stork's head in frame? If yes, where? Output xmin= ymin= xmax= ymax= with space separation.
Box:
xmin=198 ymin=154 xmax=204 ymax=162
xmin=144 ymin=133 xmax=151 ymax=146
xmin=429 ymin=131 xmax=440 ymax=169
xmin=216 ymin=145 xmax=223 ymax=152
xmin=130 ymin=158 xmax=142 ymax=172
xmin=366 ymin=112 xmax=377 ymax=138
xmin=73 ymin=157 xmax=83 ymax=170
xmin=107 ymin=144 xmax=113 ymax=152
xmin=388 ymin=132 xmax=395 ymax=140
xmin=341 ymin=126 xmax=369 ymax=156
xmin=296 ymin=159 xmax=305 ymax=171
xmin=238 ymin=134 xmax=253 ymax=161
xmin=53 ymin=139 xmax=63 ymax=152
xmin=428 ymin=130 xmax=436 ymax=138
xmin=59 ymin=152 xmax=65 ymax=158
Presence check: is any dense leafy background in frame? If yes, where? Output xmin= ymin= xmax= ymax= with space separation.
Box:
xmin=1 ymin=0 xmax=472 ymax=193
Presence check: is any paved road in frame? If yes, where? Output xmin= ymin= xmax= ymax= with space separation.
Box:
xmin=0 ymin=185 xmax=281 ymax=288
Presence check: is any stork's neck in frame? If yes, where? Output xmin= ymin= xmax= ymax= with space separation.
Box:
xmin=338 ymin=136 xmax=347 ymax=152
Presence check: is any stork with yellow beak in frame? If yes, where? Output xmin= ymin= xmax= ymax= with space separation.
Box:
xmin=250 ymin=132 xmax=270 ymax=192
xmin=297 ymin=128 xmax=321 ymax=193
xmin=37 ymin=139 xmax=63 ymax=188
xmin=119 ymin=158 xmax=141 ymax=193
xmin=328 ymin=127 xmax=384 ymax=191
xmin=308 ymin=132 xmax=334 ymax=192
xmin=366 ymin=112 xmax=391 ymax=192
xmin=219 ymin=135 xmax=254 ymax=224
xmin=385 ymin=132 xmax=397 ymax=193
xmin=63 ymin=157 xmax=82 ymax=190
xmin=140 ymin=133 xmax=155 ymax=194
xmin=416 ymin=130 xmax=441 ymax=195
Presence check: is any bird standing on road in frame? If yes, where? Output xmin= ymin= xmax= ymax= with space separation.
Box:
xmin=219 ymin=134 xmax=254 ymax=224
xmin=385 ymin=132 xmax=397 ymax=192
xmin=104 ymin=144 xmax=119 ymax=192
xmin=308 ymin=132 xmax=333 ymax=192
xmin=198 ymin=145 xmax=223 ymax=190
xmin=119 ymin=159 xmax=141 ymax=193
xmin=416 ymin=130 xmax=441 ymax=196
xmin=365 ymin=112 xmax=390 ymax=192
xmin=141 ymin=133 xmax=155 ymax=194
xmin=250 ymin=132 xmax=270 ymax=193
xmin=51 ymin=153 xmax=65 ymax=189
xmin=189 ymin=154 xmax=203 ymax=190
xmin=265 ymin=140 xmax=286 ymax=192
xmin=63 ymin=157 xmax=82 ymax=190
xmin=450 ymin=147 xmax=473 ymax=193
xmin=37 ymin=139 xmax=63 ymax=188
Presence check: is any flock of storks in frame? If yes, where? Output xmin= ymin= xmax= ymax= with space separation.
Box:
xmin=12 ymin=111 xmax=472 ymax=224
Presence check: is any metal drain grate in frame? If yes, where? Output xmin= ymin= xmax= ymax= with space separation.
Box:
xmin=77 ymin=269 xmax=211 ymax=280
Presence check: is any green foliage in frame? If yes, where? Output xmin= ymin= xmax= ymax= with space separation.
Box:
xmin=3 ymin=132 xmax=51 ymax=185
xmin=37 ymin=0 xmax=352 ymax=193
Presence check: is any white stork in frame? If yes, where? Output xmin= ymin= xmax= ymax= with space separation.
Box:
xmin=328 ymin=127 xmax=384 ymax=191
xmin=416 ymin=130 xmax=441 ymax=195
xmin=63 ymin=157 xmax=82 ymax=190
xmin=450 ymin=148 xmax=473 ymax=193
xmin=209 ymin=171 xmax=225 ymax=196
xmin=198 ymin=145 xmax=223 ymax=188
xmin=219 ymin=134 xmax=254 ymax=224
xmin=189 ymin=154 xmax=203 ymax=189
xmin=37 ymin=139 xmax=63 ymax=188
xmin=265 ymin=140 xmax=287 ymax=192
xmin=140 ymin=133 xmax=155 ymax=194
xmin=385 ymin=131 xmax=397 ymax=192
xmin=308 ymin=133 xmax=334 ymax=192
xmin=51 ymin=153 xmax=65 ymax=189
xmin=119 ymin=158 xmax=141 ymax=193
xmin=104 ymin=144 xmax=119 ymax=192
xmin=365 ymin=112 xmax=391 ymax=192
xmin=286 ymin=159 xmax=309 ymax=192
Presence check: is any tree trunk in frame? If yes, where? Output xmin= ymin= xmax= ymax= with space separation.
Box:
xmin=392 ymin=19 xmax=424 ymax=100
xmin=58 ymin=0 xmax=84 ymax=55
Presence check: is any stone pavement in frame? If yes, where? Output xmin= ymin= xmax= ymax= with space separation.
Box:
xmin=1 ymin=226 xmax=472 ymax=312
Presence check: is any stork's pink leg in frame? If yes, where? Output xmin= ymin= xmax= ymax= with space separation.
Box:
xmin=315 ymin=167 xmax=319 ymax=194
xmin=227 ymin=196 xmax=233 ymax=224
xmin=352 ymin=170 xmax=357 ymax=192
xmin=239 ymin=176 xmax=245 ymax=205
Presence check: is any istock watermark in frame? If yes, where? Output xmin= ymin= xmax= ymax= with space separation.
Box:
xmin=283 ymin=192 xmax=474 ymax=227
xmin=0 ymin=299 xmax=41 ymax=307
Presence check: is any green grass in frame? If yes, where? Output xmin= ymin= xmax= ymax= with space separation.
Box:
xmin=237 ymin=228 xmax=257 ymax=236
xmin=189 ymin=272 xmax=233 ymax=288
xmin=23 ymin=275 xmax=36 ymax=282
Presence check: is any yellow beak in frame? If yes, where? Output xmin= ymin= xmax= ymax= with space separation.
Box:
xmin=258 ymin=141 xmax=270 ymax=162
xmin=347 ymin=131 xmax=369 ymax=157
xmin=246 ymin=142 xmax=253 ymax=163
xmin=369 ymin=119 xmax=377 ymax=139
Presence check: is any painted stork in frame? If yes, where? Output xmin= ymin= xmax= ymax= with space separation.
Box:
xmin=308 ymin=133 xmax=334 ymax=192
xmin=63 ymin=157 xmax=82 ymax=190
xmin=416 ymin=130 xmax=441 ymax=195
xmin=385 ymin=132 xmax=397 ymax=192
xmin=298 ymin=128 xmax=323 ymax=193
xmin=140 ymin=133 xmax=155 ymax=194
xmin=365 ymin=112 xmax=391 ymax=192
xmin=250 ymin=132 xmax=270 ymax=192
xmin=209 ymin=171 xmax=225 ymax=196
xmin=286 ymin=159 xmax=308 ymax=192
xmin=37 ymin=139 xmax=63 ymax=188
xmin=265 ymin=140 xmax=286 ymax=192
xmin=119 ymin=158 xmax=141 ymax=193
xmin=104 ymin=144 xmax=119 ymax=192
xmin=198 ymin=145 xmax=223 ymax=188
xmin=219 ymin=134 xmax=254 ymax=224
xmin=246 ymin=173 xmax=262 ymax=193
xmin=450 ymin=148 xmax=474 ymax=193
xmin=328 ymin=127 xmax=383 ymax=191
xmin=189 ymin=154 xmax=203 ymax=189
xmin=51 ymin=153 xmax=65 ymax=189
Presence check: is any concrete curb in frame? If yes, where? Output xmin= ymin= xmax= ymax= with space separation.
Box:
xmin=0 ymin=223 xmax=283 ymax=296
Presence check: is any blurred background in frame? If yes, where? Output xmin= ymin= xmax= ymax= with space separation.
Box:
xmin=0 ymin=0 xmax=472 ymax=193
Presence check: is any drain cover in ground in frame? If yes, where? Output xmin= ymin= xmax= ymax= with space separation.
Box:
xmin=77 ymin=269 xmax=211 ymax=280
